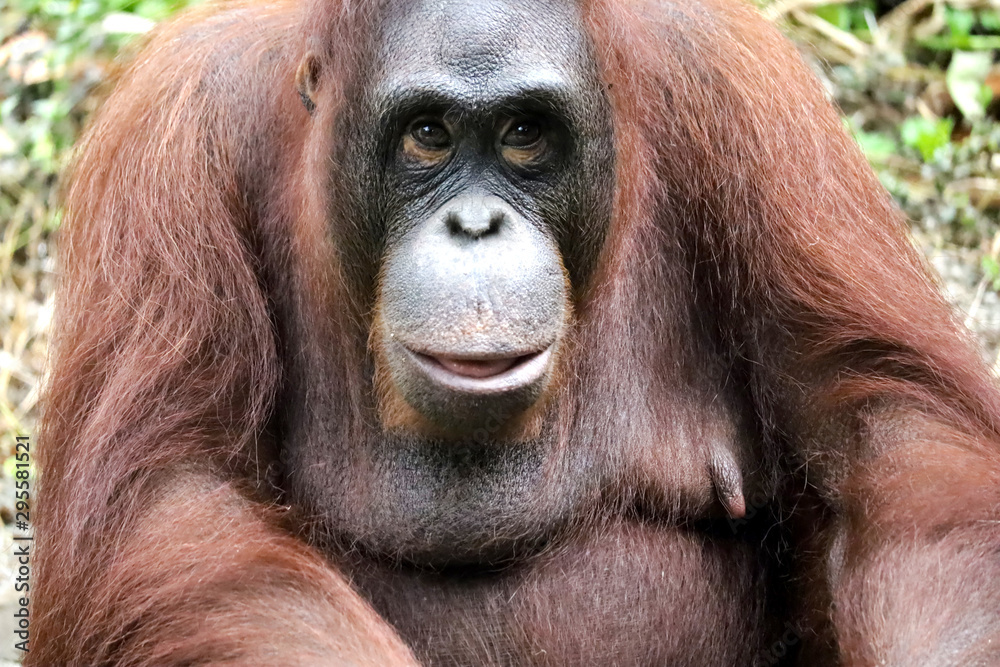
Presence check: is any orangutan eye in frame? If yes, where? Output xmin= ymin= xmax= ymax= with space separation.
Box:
xmin=409 ymin=121 xmax=451 ymax=150
xmin=402 ymin=118 xmax=453 ymax=164
xmin=502 ymin=120 xmax=542 ymax=147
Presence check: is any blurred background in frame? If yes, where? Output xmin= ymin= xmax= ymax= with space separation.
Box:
xmin=0 ymin=0 xmax=999 ymax=661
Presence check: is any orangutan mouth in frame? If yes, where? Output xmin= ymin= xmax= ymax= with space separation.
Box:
xmin=406 ymin=347 xmax=553 ymax=394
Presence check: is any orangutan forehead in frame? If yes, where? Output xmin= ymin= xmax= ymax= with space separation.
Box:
xmin=374 ymin=0 xmax=591 ymax=90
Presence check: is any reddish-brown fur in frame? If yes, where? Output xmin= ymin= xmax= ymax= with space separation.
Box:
xmin=31 ymin=0 xmax=1000 ymax=665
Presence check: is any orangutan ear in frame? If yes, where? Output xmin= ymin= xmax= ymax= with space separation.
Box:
xmin=296 ymin=51 xmax=321 ymax=114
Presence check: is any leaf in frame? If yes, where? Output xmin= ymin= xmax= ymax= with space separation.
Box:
xmin=947 ymin=51 xmax=993 ymax=121
xmin=981 ymin=10 xmax=1000 ymax=32
xmin=946 ymin=8 xmax=977 ymax=39
xmin=814 ymin=5 xmax=849 ymax=30
xmin=853 ymin=130 xmax=897 ymax=163
xmin=900 ymin=116 xmax=954 ymax=162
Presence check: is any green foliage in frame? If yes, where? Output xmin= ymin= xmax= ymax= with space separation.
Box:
xmin=982 ymin=255 xmax=1000 ymax=291
xmin=900 ymin=116 xmax=955 ymax=162
xmin=1 ymin=0 xmax=193 ymax=249
xmin=1 ymin=0 xmax=195 ymax=456
xmin=777 ymin=0 xmax=1000 ymax=272
xmin=813 ymin=1 xmax=876 ymax=36
xmin=852 ymin=127 xmax=898 ymax=163
xmin=921 ymin=6 xmax=1000 ymax=51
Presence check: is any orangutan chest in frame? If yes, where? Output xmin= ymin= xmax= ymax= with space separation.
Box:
xmin=349 ymin=521 xmax=783 ymax=666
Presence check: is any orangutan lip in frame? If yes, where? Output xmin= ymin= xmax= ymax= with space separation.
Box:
xmin=426 ymin=354 xmax=522 ymax=378
xmin=405 ymin=346 xmax=553 ymax=394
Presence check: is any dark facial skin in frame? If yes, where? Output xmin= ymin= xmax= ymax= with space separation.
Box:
xmin=369 ymin=0 xmax=615 ymax=433
xmin=287 ymin=0 xmax=613 ymax=567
